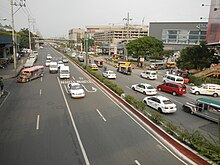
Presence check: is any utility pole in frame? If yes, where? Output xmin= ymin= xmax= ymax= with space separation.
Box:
xmin=28 ymin=18 xmax=36 ymax=50
xmin=10 ymin=0 xmax=26 ymax=70
xmin=123 ymin=12 xmax=132 ymax=61
xmin=28 ymin=18 xmax=32 ymax=51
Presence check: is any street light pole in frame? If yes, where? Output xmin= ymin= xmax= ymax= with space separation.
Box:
xmin=10 ymin=0 xmax=26 ymax=70
xmin=11 ymin=0 xmax=17 ymax=70
xmin=28 ymin=18 xmax=32 ymax=50
xmin=123 ymin=12 xmax=132 ymax=61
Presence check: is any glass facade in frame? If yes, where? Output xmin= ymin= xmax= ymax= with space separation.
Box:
xmin=162 ymin=29 xmax=206 ymax=45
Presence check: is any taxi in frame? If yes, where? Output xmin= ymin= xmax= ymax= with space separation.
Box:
xmin=89 ymin=63 xmax=98 ymax=70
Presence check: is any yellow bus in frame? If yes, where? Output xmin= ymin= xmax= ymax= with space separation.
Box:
xmin=166 ymin=62 xmax=176 ymax=69
xmin=114 ymin=61 xmax=131 ymax=68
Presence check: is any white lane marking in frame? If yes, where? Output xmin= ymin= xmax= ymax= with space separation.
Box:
xmin=96 ymin=109 xmax=107 ymax=122
xmin=135 ymin=160 xmax=141 ymax=165
xmin=36 ymin=115 xmax=40 ymax=130
xmin=81 ymin=84 xmax=97 ymax=93
xmin=40 ymin=89 xmax=42 ymax=96
xmin=72 ymin=76 xmax=76 ymax=80
xmin=79 ymin=77 xmax=84 ymax=80
xmin=126 ymin=86 xmax=131 ymax=89
xmin=41 ymin=77 xmax=43 ymax=82
xmin=64 ymin=84 xmax=69 ymax=94
xmin=56 ymin=49 xmax=189 ymax=164
xmin=0 ymin=90 xmax=10 ymax=109
xmin=72 ymin=68 xmax=190 ymax=164
xmin=57 ymin=77 xmax=90 ymax=165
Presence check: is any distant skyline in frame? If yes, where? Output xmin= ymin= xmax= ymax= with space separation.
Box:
xmin=1 ymin=0 xmax=211 ymax=38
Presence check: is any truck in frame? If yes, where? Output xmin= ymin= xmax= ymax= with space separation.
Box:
xmin=182 ymin=98 xmax=220 ymax=123
xmin=59 ymin=65 xmax=70 ymax=79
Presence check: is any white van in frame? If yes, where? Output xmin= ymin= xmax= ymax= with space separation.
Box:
xmin=163 ymin=74 xmax=184 ymax=84
xmin=190 ymin=83 xmax=220 ymax=97
xmin=59 ymin=65 xmax=70 ymax=79
xmin=140 ymin=70 xmax=157 ymax=80
xmin=49 ymin=62 xmax=58 ymax=73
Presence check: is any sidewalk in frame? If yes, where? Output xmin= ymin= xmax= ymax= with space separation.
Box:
xmin=0 ymin=57 xmax=27 ymax=80
xmin=0 ymin=57 xmax=27 ymax=105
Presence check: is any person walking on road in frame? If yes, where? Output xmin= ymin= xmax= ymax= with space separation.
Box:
xmin=0 ymin=77 xmax=4 ymax=97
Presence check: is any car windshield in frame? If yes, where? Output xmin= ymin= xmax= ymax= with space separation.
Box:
xmin=176 ymin=78 xmax=183 ymax=82
xmin=71 ymin=85 xmax=82 ymax=90
xmin=61 ymin=70 xmax=69 ymax=73
xmin=163 ymin=100 xmax=173 ymax=104
xmin=147 ymin=86 xmax=154 ymax=89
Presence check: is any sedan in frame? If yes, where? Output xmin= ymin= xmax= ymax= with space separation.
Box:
xmin=62 ymin=57 xmax=69 ymax=63
xmin=103 ymin=70 xmax=116 ymax=79
xmin=131 ymin=83 xmax=157 ymax=95
xmin=46 ymin=54 xmax=52 ymax=60
xmin=143 ymin=95 xmax=177 ymax=113
xmin=67 ymin=83 xmax=85 ymax=98
xmin=58 ymin=60 xmax=64 ymax=69
xmin=89 ymin=63 xmax=98 ymax=70
xmin=45 ymin=60 xmax=51 ymax=67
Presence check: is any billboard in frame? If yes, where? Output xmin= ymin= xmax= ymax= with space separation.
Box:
xmin=206 ymin=0 xmax=220 ymax=44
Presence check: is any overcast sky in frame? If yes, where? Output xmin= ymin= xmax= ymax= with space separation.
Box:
xmin=1 ymin=0 xmax=211 ymax=38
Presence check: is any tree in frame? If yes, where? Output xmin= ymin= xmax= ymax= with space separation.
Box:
xmin=160 ymin=50 xmax=175 ymax=62
xmin=126 ymin=36 xmax=164 ymax=58
xmin=17 ymin=28 xmax=35 ymax=49
xmin=176 ymin=42 xmax=215 ymax=70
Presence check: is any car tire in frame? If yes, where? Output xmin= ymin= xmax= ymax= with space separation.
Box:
xmin=172 ymin=91 xmax=177 ymax=96
xmin=143 ymin=91 xmax=146 ymax=95
xmin=213 ymin=93 xmax=218 ymax=97
xmin=158 ymin=108 xmax=162 ymax=113
xmin=195 ymin=91 xmax=200 ymax=95
xmin=132 ymin=87 xmax=135 ymax=90
xmin=143 ymin=100 xmax=147 ymax=104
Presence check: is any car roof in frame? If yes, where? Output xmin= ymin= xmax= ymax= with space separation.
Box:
xmin=164 ymin=82 xmax=184 ymax=86
xmin=69 ymin=82 xmax=81 ymax=86
xmin=140 ymin=83 xmax=152 ymax=86
xmin=152 ymin=95 xmax=170 ymax=101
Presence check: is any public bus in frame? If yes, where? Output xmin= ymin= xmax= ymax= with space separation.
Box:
xmin=94 ymin=59 xmax=104 ymax=67
xmin=182 ymin=98 xmax=220 ymax=123
xmin=16 ymin=66 xmax=44 ymax=83
xmin=114 ymin=61 xmax=131 ymax=68
xmin=166 ymin=62 xmax=176 ymax=69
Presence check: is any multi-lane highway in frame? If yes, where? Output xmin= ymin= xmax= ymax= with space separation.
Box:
xmin=0 ymin=46 xmax=192 ymax=165
xmin=97 ymin=61 xmax=219 ymax=139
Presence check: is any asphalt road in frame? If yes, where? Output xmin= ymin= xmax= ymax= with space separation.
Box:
xmin=0 ymin=46 xmax=188 ymax=165
xmin=94 ymin=57 xmax=219 ymax=139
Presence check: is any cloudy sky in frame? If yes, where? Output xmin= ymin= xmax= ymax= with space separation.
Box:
xmin=1 ymin=0 xmax=211 ymax=38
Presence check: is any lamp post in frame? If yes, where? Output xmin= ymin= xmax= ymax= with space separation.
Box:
xmin=10 ymin=0 xmax=26 ymax=70
xmin=11 ymin=0 xmax=17 ymax=70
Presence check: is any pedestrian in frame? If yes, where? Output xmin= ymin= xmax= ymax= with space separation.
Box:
xmin=103 ymin=66 xmax=107 ymax=71
xmin=0 ymin=77 xmax=4 ymax=97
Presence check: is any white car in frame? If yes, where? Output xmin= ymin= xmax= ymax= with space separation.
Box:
xmin=131 ymin=83 xmax=157 ymax=95
xmin=140 ymin=70 xmax=157 ymax=80
xmin=190 ymin=83 xmax=220 ymax=97
xmin=45 ymin=60 xmax=51 ymax=67
xmin=143 ymin=95 xmax=177 ymax=113
xmin=58 ymin=60 xmax=64 ymax=69
xmin=46 ymin=54 xmax=52 ymax=60
xmin=62 ymin=57 xmax=68 ymax=63
xmin=102 ymin=70 xmax=116 ymax=79
xmin=71 ymin=52 xmax=77 ymax=58
xmin=67 ymin=83 xmax=85 ymax=98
